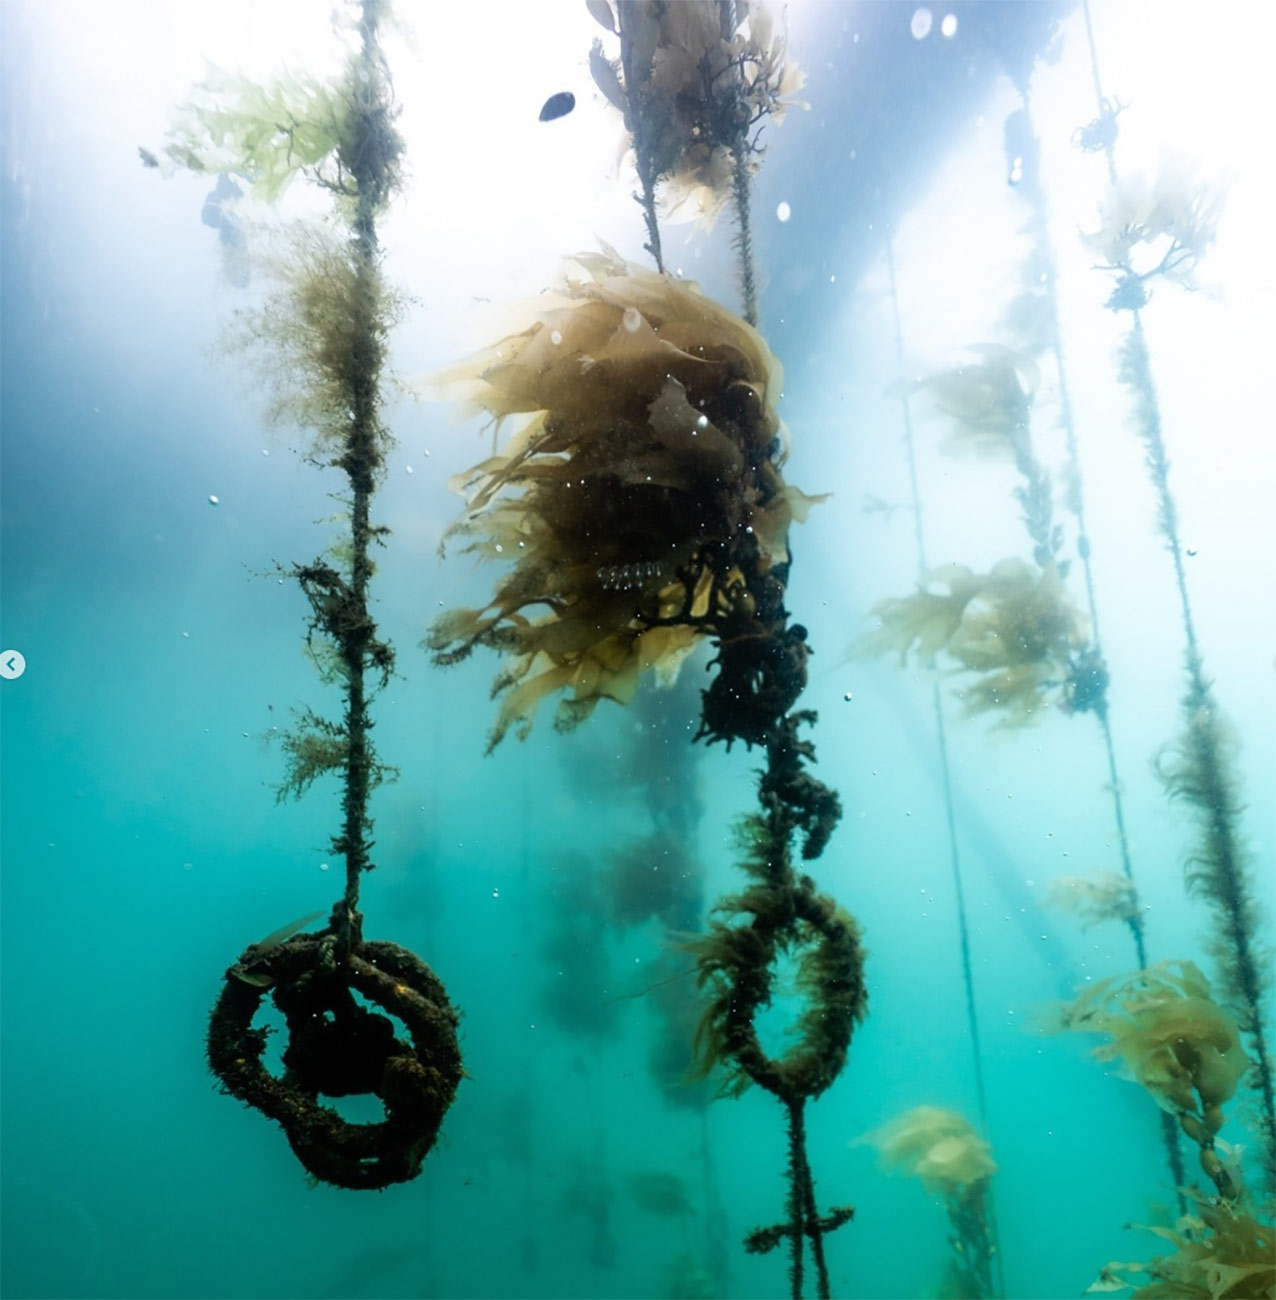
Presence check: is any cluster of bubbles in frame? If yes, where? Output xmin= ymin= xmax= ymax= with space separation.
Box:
xmin=596 ymin=560 xmax=665 ymax=591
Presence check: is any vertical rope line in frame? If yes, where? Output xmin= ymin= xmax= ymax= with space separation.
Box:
xmin=885 ymin=233 xmax=1002 ymax=1297
xmin=1016 ymin=93 xmax=1148 ymax=969
xmin=1079 ymin=0 xmax=1274 ymax=1193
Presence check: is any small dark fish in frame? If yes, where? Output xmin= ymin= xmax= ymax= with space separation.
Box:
xmin=138 ymin=147 xmax=159 ymax=169
xmin=539 ymin=91 xmax=575 ymax=122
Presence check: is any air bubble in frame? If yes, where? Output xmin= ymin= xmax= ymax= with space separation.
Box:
xmin=910 ymin=7 xmax=933 ymax=39
xmin=776 ymin=201 xmax=792 ymax=222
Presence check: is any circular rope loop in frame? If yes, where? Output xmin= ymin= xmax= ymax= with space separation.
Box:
xmin=207 ymin=931 xmax=461 ymax=1190
xmin=703 ymin=875 xmax=867 ymax=1104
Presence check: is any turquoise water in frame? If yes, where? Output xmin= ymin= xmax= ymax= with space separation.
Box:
xmin=3 ymin=2 xmax=1273 ymax=1298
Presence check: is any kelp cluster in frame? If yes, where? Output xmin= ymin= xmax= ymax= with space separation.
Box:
xmin=860 ymin=557 xmax=1092 ymax=725
xmin=1089 ymin=1190 xmax=1275 ymax=1299
xmin=866 ymin=342 xmax=1105 ymax=727
xmin=1084 ymin=158 xmax=1224 ymax=311
xmin=587 ymin=0 xmax=803 ymax=317
xmin=428 ymin=247 xmax=818 ymax=751
xmin=857 ymin=1107 xmax=999 ymax=1299
xmin=1046 ymin=961 xmax=1249 ymax=1196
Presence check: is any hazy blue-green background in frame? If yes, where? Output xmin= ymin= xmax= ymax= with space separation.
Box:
xmin=2 ymin=2 xmax=1273 ymax=1297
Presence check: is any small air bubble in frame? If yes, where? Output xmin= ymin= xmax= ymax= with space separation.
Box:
xmin=492 ymin=887 xmax=500 ymax=899
xmin=843 ymin=692 xmax=853 ymax=702
xmin=183 ymin=862 xmax=193 ymax=871
xmin=550 ymin=329 xmax=563 ymax=345
xmin=405 ymin=464 xmax=414 ymax=475
xmin=910 ymin=7 xmax=933 ymax=39
xmin=182 ymin=631 xmax=190 ymax=639
xmin=941 ymin=13 xmax=957 ymax=36
xmin=1186 ymin=545 xmax=1198 ymax=557
xmin=208 ymin=494 xmax=220 ymax=506
xmin=696 ymin=414 xmax=709 ymax=429
xmin=320 ymin=862 xmax=330 ymax=871
xmin=776 ymin=201 xmax=792 ymax=222
xmin=622 ymin=307 xmax=642 ymax=332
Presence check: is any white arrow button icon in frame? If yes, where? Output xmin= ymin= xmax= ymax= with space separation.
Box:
xmin=0 ymin=650 xmax=26 ymax=679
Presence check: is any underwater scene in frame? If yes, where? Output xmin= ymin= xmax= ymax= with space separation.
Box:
xmin=2 ymin=0 xmax=1273 ymax=1297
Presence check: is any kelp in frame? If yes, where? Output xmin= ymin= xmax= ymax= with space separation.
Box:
xmin=902 ymin=344 xmax=1039 ymax=460
xmin=856 ymin=1106 xmax=997 ymax=1195
xmin=428 ymin=248 xmax=819 ymax=750
xmin=587 ymin=0 xmax=805 ymax=227
xmin=859 ymin=557 xmax=1090 ymax=726
xmin=1042 ymin=871 xmax=1141 ymax=929
xmin=1046 ymin=961 xmax=1250 ymax=1194
xmin=1089 ymin=1190 xmax=1275 ymax=1299
xmin=856 ymin=1106 xmax=999 ymax=1299
xmin=1083 ymin=156 xmax=1225 ymax=309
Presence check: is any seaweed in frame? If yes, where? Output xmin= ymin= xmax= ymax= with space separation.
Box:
xmin=1047 ymin=961 xmax=1250 ymax=1197
xmin=588 ymin=0 xmax=804 ymax=298
xmin=428 ymin=248 xmax=817 ymax=751
xmin=859 ymin=558 xmax=1090 ymax=726
xmin=1041 ymin=872 xmax=1140 ymax=930
xmin=856 ymin=1107 xmax=999 ymax=1299
xmin=1089 ymin=1190 xmax=1275 ymax=1299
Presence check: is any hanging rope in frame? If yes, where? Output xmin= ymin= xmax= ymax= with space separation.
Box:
xmin=1079 ymin=0 xmax=1275 ymax=1194
xmin=196 ymin=0 xmax=461 ymax=1189
xmin=883 ymin=231 xmax=1004 ymax=1300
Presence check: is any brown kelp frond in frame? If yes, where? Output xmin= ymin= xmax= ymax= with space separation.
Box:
xmin=221 ymin=221 xmax=403 ymax=465
xmin=905 ymin=344 xmax=1039 ymax=458
xmin=1083 ymin=156 xmax=1225 ymax=307
xmin=1048 ymin=962 xmax=1250 ymax=1137
xmin=589 ymin=0 xmax=804 ymax=226
xmin=855 ymin=1106 xmax=997 ymax=1195
xmin=603 ymin=830 xmax=702 ymax=930
xmin=1042 ymin=872 xmax=1141 ymax=929
xmin=860 ymin=558 xmax=1089 ymax=726
xmin=856 ymin=564 xmax=987 ymax=666
xmin=1088 ymin=1190 xmax=1275 ymax=1298
xmin=429 ymin=249 xmax=808 ymax=749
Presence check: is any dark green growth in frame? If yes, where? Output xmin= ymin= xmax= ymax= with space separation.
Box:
xmin=1116 ymin=316 xmax=1274 ymax=1196
xmin=158 ymin=0 xmax=460 ymax=1189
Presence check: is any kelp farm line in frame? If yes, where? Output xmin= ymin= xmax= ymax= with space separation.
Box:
xmin=149 ymin=2 xmax=1275 ymax=1299
xmin=428 ymin=5 xmax=865 ymax=1297
xmin=858 ymin=5 xmax=1274 ymax=1298
xmin=154 ymin=0 xmax=464 ymax=1190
